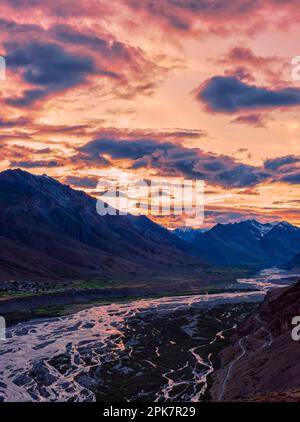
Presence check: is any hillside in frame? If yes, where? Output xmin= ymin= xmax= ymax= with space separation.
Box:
xmin=176 ymin=220 xmax=300 ymax=268
xmin=284 ymin=252 xmax=300 ymax=271
xmin=211 ymin=280 xmax=300 ymax=401
xmin=0 ymin=169 xmax=209 ymax=282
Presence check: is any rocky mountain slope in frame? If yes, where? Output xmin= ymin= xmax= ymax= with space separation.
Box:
xmin=176 ymin=220 xmax=300 ymax=268
xmin=0 ymin=169 xmax=209 ymax=282
xmin=173 ymin=227 xmax=206 ymax=243
xmin=211 ymin=280 xmax=300 ymax=401
xmin=284 ymin=252 xmax=300 ymax=271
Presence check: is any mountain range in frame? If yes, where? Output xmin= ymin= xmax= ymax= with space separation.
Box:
xmin=174 ymin=220 xmax=300 ymax=268
xmin=173 ymin=227 xmax=207 ymax=243
xmin=0 ymin=169 xmax=208 ymax=282
xmin=1 ymin=169 xmax=300 ymax=284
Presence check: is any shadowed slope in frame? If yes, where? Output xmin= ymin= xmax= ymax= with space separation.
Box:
xmin=0 ymin=169 xmax=208 ymax=281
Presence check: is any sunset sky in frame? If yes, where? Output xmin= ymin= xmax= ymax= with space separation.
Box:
xmin=1 ymin=0 xmax=300 ymax=228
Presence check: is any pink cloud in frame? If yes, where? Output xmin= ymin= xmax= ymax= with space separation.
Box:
xmin=124 ymin=0 xmax=300 ymax=36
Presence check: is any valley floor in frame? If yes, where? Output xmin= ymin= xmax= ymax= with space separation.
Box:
xmin=0 ymin=268 xmax=299 ymax=402
xmin=0 ymin=294 xmax=259 ymax=402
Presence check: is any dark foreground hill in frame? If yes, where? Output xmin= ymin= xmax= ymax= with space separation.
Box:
xmin=0 ymin=169 xmax=209 ymax=282
xmin=211 ymin=280 xmax=300 ymax=401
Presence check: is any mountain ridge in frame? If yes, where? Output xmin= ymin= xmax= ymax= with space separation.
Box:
xmin=0 ymin=169 xmax=209 ymax=282
xmin=174 ymin=220 xmax=300 ymax=268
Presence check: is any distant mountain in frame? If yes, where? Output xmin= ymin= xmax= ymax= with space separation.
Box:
xmin=0 ymin=169 xmax=209 ymax=281
xmin=284 ymin=252 xmax=300 ymax=271
xmin=173 ymin=227 xmax=207 ymax=243
xmin=211 ymin=280 xmax=300 ymax=401
xmin=176 ymin=220 xmax=300 ymax=268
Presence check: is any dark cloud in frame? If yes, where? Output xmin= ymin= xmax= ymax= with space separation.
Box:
xmin=262 ymin=155 xmax=300 ymax=185
xmin=50 ymin=24 xmax=164 ymax=92
xmin=64 ymin=175 xmax=99 ymax=188
xmin=1 ymin=18 xmax=167 ymax=106
xmin=78 ymin=138 xmax=174 ymax=160
xmin=280 ymin=171 xmax=300 ymax=184
xmin=125 ymin=0 xmax=261 ymax=32
xmin=224 ymin=66 xmax=255 ymax=83
xmin=231 ymin=113 xmax=267 ymax=127
xmin=37 ymin=148 xmax=52 ymax=154
xmin=10 ymin=160 xmax=61 ymax=168
xmin=2 ymin=0 xmax=299 ymax=32
xmin=75 ymin=136 xmax=271 ymax=188
xmin=215 ymin=166 xmax=269 ymax=187
xmin=5 ymin=41 xmax=97 ymax=106
xmin=123 ymin=0 xmax=300 ymax=38
xmin=51 ymin=24 xmax=131 ymax=61
xmin=0 ymin=0 xmax=112 ymax=19
xmin=196 ymin=76 xmax=300 ymax=113
xmin=218 ymin=47 xmax=283 ymax=86
xmin=264 ymin=155 xmax=300 ymax=171
xmin=0 ymin=117 xmax=30 ymax=128
xmin=219 ymin=46 xmax=280 ymax=70
xmin=74 ymin=135 xmax=300 ymax=188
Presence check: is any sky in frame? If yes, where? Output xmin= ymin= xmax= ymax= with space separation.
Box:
xmin=1 ymin=0 xmax=300 ymax=228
